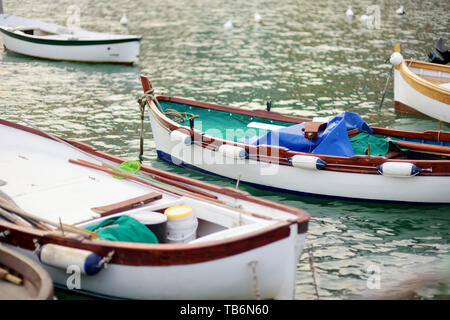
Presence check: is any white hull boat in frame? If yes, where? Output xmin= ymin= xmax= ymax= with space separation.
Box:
xmin=0 ymin=118 xmax=310 ymax=300
xmin=140 ymin=76 xmax=450 ymax=204
xmin=391 ymin=43 xmax=450 ymax=123
xmin=0 ymin=14 xmax=141 ymax=64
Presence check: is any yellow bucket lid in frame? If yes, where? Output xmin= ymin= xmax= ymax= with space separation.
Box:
xmin=164 ymin=205 xmax=193 ymax=219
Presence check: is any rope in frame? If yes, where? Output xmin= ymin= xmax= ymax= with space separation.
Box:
xmin=308 ymin=244 xmax=320 ymax=299
xmin=138 ymin=89 xmax=199 ymax=124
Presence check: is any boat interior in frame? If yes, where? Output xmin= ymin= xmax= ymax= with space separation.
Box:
xmin=14 ymin=27 xmax=58 ymax=37
xmin=76 ymin=193 xmax=274 ymax=244
xmin=407 ymin=60 xmax=450 ymax=88
xmin=155 ymin=99 xmax=450 ymax=161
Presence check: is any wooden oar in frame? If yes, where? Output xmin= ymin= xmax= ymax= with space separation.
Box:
xmin=388 ymin=139 xmax=450 ymax=155
xmin=0 ymin=207 xmax=33 ymax=227
xmin=0 ymin=198 xmax=98 ymax=239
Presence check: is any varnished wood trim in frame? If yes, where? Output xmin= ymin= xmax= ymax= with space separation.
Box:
xmin=398 ymin=59 xmax=450 ymax=104
xmin=155 ymin=95 xmax=311 ymax=124
xmin=0 ymin=220 xmax=291 ymax=266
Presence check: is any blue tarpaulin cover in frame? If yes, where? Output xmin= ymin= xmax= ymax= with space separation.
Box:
xmin=250 ymin=112 xmax=373 ymax=156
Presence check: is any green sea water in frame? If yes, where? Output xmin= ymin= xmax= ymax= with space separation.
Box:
xmin=1 ymin=0 xmax=449 ymax=300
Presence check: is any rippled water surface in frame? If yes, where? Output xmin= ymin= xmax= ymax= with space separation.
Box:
xmin=1 ymin=0 xmax=449 ymax=300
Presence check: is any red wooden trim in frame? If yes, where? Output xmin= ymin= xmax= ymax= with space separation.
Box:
xmin=155 ymin=95 xmax=311 ymax=124
xmin=0 ymin=221 xmax=291 ymax=266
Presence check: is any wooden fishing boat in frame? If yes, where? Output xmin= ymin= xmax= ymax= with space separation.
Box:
xmin=0 ymin=13 xmax=141 ymax=64
xmin=0 ymin=118 xmax=310 ymax=300
xmin=140 ymin=75 xmax=450 ymax=204
xmin=390 ymin=43 xmax=450 ymax=123
xmin=0 ymin=245 xmax=54 ymax=300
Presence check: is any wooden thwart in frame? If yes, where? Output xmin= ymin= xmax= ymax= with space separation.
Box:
xmin=91 ymin=192 xmax=162 ymax=216
xmin=302 ymin=122 xmax=327 ymax=139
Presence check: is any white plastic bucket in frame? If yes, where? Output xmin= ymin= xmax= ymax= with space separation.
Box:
xmin=164 ymin=205 xmax=198 ymax=243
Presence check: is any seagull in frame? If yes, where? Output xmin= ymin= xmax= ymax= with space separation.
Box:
xmin=253 ymin=12 xmax=262 ymax=24
xmin=120 ymin=13 xmax=128 ymax=26
xmin=360 ymin=14 xmax=370 ymax=24
xmin=346 ymin=6 xmax=354 ymax=18
xmin=396 ymin=5 xmax=405 ymax=15
xmin=224 ymin=17 xmax=233 ymax=29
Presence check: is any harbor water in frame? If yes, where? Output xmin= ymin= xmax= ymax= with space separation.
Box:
xmin=1 ymin=0 xmax=449 ymax=299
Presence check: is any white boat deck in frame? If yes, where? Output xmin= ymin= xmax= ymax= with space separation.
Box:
xmin=0 ymin=124 xmax=177 ymax=225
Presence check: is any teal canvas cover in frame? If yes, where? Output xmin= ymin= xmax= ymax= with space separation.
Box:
xmin=350 ymin=132 xmax=409 ymax=156
xmin=85 ymin=216 xmax=159 ymax=243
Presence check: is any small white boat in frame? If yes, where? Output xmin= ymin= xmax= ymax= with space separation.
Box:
xmin=0 ymin=13 xmax=141 ymax=64
xmin=140 ymin=76 xmax=450 ymax=204
xmin=0 ymin=118 xmax=310 ymax=300
xmin=390 ymin=43 xmax=450 ymax=123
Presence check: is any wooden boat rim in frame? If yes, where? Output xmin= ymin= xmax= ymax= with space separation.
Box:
xmin=0 ymin=245 xmax=54 ymax=299
xmin=397 ymin=59 xmax=450 ymax=105
xmin=0 ymin=26 xmax=142 ymax=46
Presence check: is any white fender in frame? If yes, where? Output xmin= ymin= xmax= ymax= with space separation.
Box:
xmin=218 ymin=144 xmax=248 ymax=159
xmin=290 ymin=155 xmax=327 ymax=170
xmin=170 ymin=130 xmax=192 ymax=145
xmin=38 ymin=244 xmax=104 ymax=275
xmin=377 ymin=162 xmax=422 ymax=177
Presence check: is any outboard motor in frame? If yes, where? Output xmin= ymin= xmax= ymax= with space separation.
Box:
xmin=428 ymin=38 xmax=450 ymax=64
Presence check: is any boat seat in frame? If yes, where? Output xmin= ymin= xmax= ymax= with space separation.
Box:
xmin=302 ymin=122 xmax=327 ymax=139
xmin=91 ymin=192 xmax=162 ymax=217
xmin=247 ymin=122 xmax=286 ymax=131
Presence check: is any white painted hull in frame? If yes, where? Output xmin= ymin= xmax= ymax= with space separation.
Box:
xmin=394 ymin=69 xmax=450 ymax=123
xmin=150 ymin=111 xmax=450 ymax=204
xmin=6 ymin=233 xmax=304 ymax=300
xmin=0 ymin=30 xmax=140 ymax=64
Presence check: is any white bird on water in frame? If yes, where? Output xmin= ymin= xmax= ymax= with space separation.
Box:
xmin=396 ymin=5 xmax=405 ymax=15
xmin=224 ymin=17 xmax=233 ymax=29
xmin=120 ymin=13 xmax=128 ymax=26
xmin=346 ymin=6 xmax=354 ymax=18
xmin=253 ymin=12 xmax=262 ymax=24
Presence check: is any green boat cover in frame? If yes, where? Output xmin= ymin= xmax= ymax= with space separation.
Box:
xmin=85 ymin=216 xmax=159 ymax=243
xmin=350 ymin=132 xmax=409 ymax=156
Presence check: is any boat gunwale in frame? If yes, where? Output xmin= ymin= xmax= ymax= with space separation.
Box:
xmin=397 ymin=59 xmax=450 ymax=105
xmin=0 ymin=26 xmax=142 ymax=46
xmin=0 ymin=219 xmax=292 ymax=266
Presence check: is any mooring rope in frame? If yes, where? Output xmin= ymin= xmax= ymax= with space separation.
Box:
xmin=138 ymin=89 xmax=199 ymax=123
xmin=308 ymin=244 xmax=320 ymax=299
